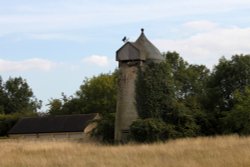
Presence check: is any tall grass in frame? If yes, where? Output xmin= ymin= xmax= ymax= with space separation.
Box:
xmin=1 ymin=135 xmax=250 ymax=167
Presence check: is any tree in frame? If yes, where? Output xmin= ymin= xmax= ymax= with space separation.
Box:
xmin=45 ymin=53 xmax=250 ymax=142
xmin=163 ymin=52 xmax=209 ymax=102
xmin=48 ymin=72 xmax=117 ymax=115
xmin=136 ymin=62 xmax=173 ymax=119
xmin=163 ymin=52 xmax=208 ymax=136
xmin=206 ymin=55 xmax=250 ymax=112
xmin=76 ymin=73 xmax=117 ymax=143
xmin=130 ymin=118 xmax=167 ymax=142
xmin=0 ymin=77 xmax=41 ymax=114
xmin=48 ymin=93 xmax=84 ymax=115
xmin=47 ymin=99 xmax=63 ymax=115
xmin=166 ymin=101 xmax=200 ymax=137
xmin=0 ymin=111 xmax=37 ymax=136
xmin=163 ymin=51 xmax=189 ymax=99
xmin=205 ymin=55 xmax=250 ymax=134
xmin=46 ymin=72 xmax=117 ymax=143
xmin=222 ymin=87 xmax=250 ymax=135
xmin=0 ymin=76 xmax=40 ymax=136
xmin=135 ymin=52 xmax=203 ymax=141
xmin=76 ymin=72 xmax=117 ymax=115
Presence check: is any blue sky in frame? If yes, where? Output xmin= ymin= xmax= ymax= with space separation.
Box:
xmin=1 ymin=0 xmax=250 ymax=111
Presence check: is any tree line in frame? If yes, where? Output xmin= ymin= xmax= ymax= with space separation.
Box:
xmin=0 ymin=52 xmax=250 ymax=143
xmin=131 ymin=52 xmax=250 ymax=142
xmin=0 ymin=77 xmax=41 ymax=136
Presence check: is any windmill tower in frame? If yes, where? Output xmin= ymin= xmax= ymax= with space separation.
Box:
xmin=115 ymin=29 xmax=164 ymax=142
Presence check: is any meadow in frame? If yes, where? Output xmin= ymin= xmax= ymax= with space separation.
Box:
xmin=0 ymin=135 xmax=250 ymax=167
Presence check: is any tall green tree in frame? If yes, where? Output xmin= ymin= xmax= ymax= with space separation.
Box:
xmin=48 ymin=72 xmax=117 ymax=115
xmin=76 ymin=73 xmax=117 ymax=143
xmin=0 ymin=76 xmax=41 ymax=136
xmin=223 ymin=87 xmax=250 ymax=135
xmin=76 ymin=73 xmax=117 ymax=115
xmin=205 ymin=55 xmax=250 ymax=134
xmin=47 ymin=72 xmax=117 ymax=143
xmin=134 ymin=52 xmax=206 ymax=141
xmin=164 ymin=52 xmax=209 ymax=101
xmin=0 ymin=77 xmax=41 ymax=114
xmin=164 ymin=52 xmax=209 ymax=136
xmin=206 ymin=55 xmax=250 ymax=112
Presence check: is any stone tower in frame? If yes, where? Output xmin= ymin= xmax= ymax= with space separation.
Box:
xmin=115 ymin=29 xmax=164 ymax=142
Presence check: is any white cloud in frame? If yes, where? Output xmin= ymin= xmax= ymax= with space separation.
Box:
xmin=28 ymin=33 xmax=86 ymax=42
xmin=82 ymin=55 xmax=109 ymax=67
xmin=1 ymin=0 xmax=250 ymax=37
xmin=0 ymin=58 xmax=56 ymax=72
xmin=154 ymin=26 xmax=250 ymax=68
xmin=184 ymin=20 xmax=218 ymax=32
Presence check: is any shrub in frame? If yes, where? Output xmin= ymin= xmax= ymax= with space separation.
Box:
xmin=0 ymin=114 xmax=19 ymax=136
xmin=222 ymin=87 xmax=250 ymax=135
xmin=0 ymin=112 xmax=37 ymax=136
xmin=91 ymin=113 xmax=115 ymax=143
xmin=130 ymin=118 xmax=167 ymax=143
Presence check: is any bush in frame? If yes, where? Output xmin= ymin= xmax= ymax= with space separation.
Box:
xmin=130 ymin=118 xmax=167 ymax=143
xmin=223 ymin=110 xmax=250 ymax=135
xmin=0 ymin=114 xmax=19 ymax=136
xmin=91 ymin=113 xmax=115 ymax=143
xmin=0 ymin=112 xmax=37 ymax=136
xmin=222 ymin=87 xmax=250 ymax=135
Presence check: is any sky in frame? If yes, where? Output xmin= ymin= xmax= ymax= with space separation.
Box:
xmin=1 ymin=0 xmax=250 ymax=111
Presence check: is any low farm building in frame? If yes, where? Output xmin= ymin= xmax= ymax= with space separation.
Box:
xmin=8 ymin=113 xmax=98 ymax=140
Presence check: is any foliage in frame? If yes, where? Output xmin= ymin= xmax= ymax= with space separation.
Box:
xmin=130 ymin=118 xmax=167 ymax=142
xmin=205 ymin=55 xmax=250 ymax=134
xmin=48 ymin=72 xmax=117 ymax=116
xmin=136 ymin=62 xmax=173 ymax=119
xmin=47 ymin=72 xmax=117 ymax=143
xmin=134 ymin=52 xmax=208 ymax=142
xmin=0 ymin=76 xmax=41 ymax=136
xmin=0 ymin=77 xmax=41 ymax=114
xmin=42 ymin=53 xmax=250 ymax=143
xmin=47 ymin=99 xmax=63 ymax=115
xmin=206 ymin=55 xmax=250 ymax=111
xmin=76 ymin=72 xmax=117 ymax=115
xmin=48 ymin=93 xmax=84 ymax=115
xmin=162 ymin=102 xmax=200 ymax=138
xmin=0 ymin=112 xmax=37 ymax=136
xmin=222 ymin=87 xmax=250 ymax=135
xmin=91 ymin=113 xmax=115 ymax=143
xmin=0 ymin=114 xmax=18 ymax=136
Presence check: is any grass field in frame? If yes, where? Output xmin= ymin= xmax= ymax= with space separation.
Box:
xmin=0 ymin=135 xmax=250 ymax=167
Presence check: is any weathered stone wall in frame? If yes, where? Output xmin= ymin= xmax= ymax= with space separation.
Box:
xmin=115 ymin=62 xmax=140 ymax=142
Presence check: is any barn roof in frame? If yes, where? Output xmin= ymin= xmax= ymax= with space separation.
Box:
xmin=8 ymin=113 xmax=97 ymax=135
xmin=116 ymin=29 xmax=164 ymax=62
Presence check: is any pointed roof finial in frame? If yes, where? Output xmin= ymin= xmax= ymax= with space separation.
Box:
xmin=141 ymin=28 xmax=144 ymax=33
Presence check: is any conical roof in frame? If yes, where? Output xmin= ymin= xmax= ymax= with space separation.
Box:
xmin=116 ymin=29 xmax=164 ymax=62
xmin=132 ymin=29 xmax=164 ymax=62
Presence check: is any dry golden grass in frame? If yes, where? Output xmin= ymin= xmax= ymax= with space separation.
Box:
xmin=0 ymin=135 xmax=250 ymax=167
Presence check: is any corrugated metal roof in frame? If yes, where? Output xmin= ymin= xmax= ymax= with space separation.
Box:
xmin=8 ymin=113 xmax=97 ymax=134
